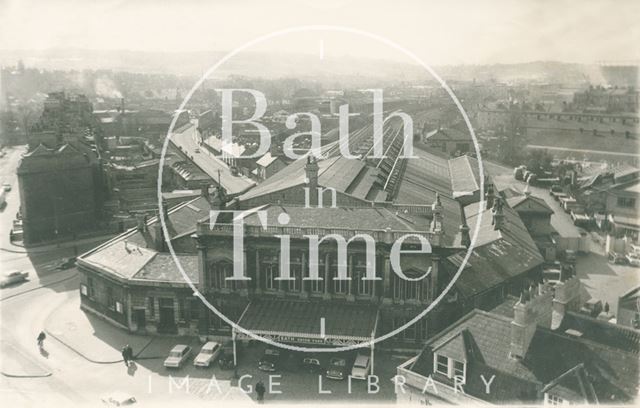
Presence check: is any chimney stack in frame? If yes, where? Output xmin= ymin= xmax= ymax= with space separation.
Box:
xmin=459 ymin=222 xmax=471 ymax=247
xmin=431 ymin=193 xmax=443 ymax=233
xmin=200 ymin=183 xmax=210 ymax=200
xmin=153 ymin=210 xmax=165 ymax=251
xmin=305 ymin=156 xmax=319 ymax=206
xmin=485 ymin=182 xmax=495 ymax=210
xmin=492 ymin=197 xmax=505 ymax=230
xmin=510 ymin=283 xmax=553 ymax=359
xmin=552 ymin=275 xmax=581 ymax=328
xmin=136 ymin=213 xmax=147 ymax=232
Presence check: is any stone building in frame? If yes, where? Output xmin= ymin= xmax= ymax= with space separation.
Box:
xmin=397 ymin=275 xmax=639 ymax=404
xmin=17 ymin=143 xmax=101 ymax=244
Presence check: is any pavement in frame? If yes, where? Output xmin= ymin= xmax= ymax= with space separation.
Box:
xmin=44 ymin=296 xmax=156 ymax=364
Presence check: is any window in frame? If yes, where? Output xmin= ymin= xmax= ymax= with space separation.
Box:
xmin=330 ymin=255 xmax=348 ymax=295
xmin=435 ymin=355 xmax=448 ymax=375
xmin=115 ymin=301 xmax=123 ymax=314
xmin=433 ymin=354 xmax=466 ymax=382
xmin=261 ymin=252 xmax=279 ymax=291
xmin=213 ymin=261 xmax=233 ymax=290
xmin=80 ymin=284 xmax=88 ymax=296
xmin=394 ymin=275 xmax=426 ymax=302
xmin=617 ymin=197 xmax=636 ymax=208
xmin=287 ymin=252 xmax=302 ymax=292
xmin=106 ymin=286 xmax=115 ymax=309
xmin=308 ymin=254 xmax=325 ymax=293
xmin=148 ymin=297 xmax=155 ymax=319
xmin=87 ymin=277 xmax=95 ymax=298
xmin=544 ymin=393 xmax=566 ymax=406
xmin=354 ymin=256 xmax=373 ymax=296
xmin=453 ymin=360 xmax=465 ymax=380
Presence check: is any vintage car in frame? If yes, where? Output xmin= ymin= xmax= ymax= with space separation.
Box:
xmin=0 ymin=270 xmax=29 ymax=287
xmin=163 ymin=344 xmax=192 ymax=368
xmin=350 ymin=354 xmax=371 ymax=380
xmin=258 ymin=347 xmax=282 ymax=372
xmin=194 ymin=341 xmax=222 ymax=368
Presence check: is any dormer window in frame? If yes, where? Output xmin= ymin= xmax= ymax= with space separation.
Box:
xmin=433 ymin=353 xmax=466 ymax=383
xmin=435 ymin=355 xmax=448 ymax=375
xmin=544 ymin=393 xmax=568 ymax=406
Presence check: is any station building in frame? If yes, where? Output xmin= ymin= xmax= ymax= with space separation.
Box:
xmin=77 ymin=139 xmax=545 ymax=352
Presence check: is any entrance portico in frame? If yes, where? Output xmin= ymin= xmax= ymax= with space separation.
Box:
xmin=234 ymin=299 xmax=380 ymax=374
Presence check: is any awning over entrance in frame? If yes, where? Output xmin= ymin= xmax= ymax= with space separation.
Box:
xmin=236 ymin=299 xmax=379 ymax=346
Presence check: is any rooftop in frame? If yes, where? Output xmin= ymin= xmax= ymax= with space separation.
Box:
xmin=409 ymin=308 xmax=639 ymax=403
xmin=446 ymin=201 xmax=544 ymax=298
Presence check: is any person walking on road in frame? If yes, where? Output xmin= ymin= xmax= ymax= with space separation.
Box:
xmin=37 ymin=331 xmax=46 ymax=349
xmin=126 ymin=345 xmax=134 ymax=364
xmin=255 ymin=380 xmax=266 ymax=403
xmin=122 ymin=344 xmax=132 ymax=367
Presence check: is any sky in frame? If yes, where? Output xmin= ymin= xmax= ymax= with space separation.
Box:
xmin=0 ymin=0 xmax=638 ymax=65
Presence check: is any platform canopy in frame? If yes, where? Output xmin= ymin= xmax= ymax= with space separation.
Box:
xmin=235 ymin=299 xmax=379 ymax=346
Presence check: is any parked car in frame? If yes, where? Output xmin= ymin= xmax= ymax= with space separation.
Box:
xmin=164 ymin=344 xmax=192 ymax=368
xmin=0 ymin=270 xmax=29 ymax=287
xmin=325 ymin=354 xmax=353 ymax=380
xmin=2 ymin=182 xmax=11 ymax=191
xmin=194 ymin=341 xmax=222 ymax=367
xmin=194 ymin=148 xmax=200 ymax=153
xmin=580 ymin=299 xmax=603 ymax=318
xmin=562 ymin=250 xmax=577 ymax=265
xmin=626 ymin=253 xmax=640 ymax=267
xmin=258 ymin=347 xmax=282 ymax=372
xmin=56 ymin=257 xmax=77 ymax=270
xmin=101 ymin=392 xmax=136 ymax=406
xmin=350 ymin=354 xmax=371 ymax=380
xmin=550 ymin=184 xmax=563 ymax=194
xmin=301 ymin=355 xmax=323 ymax=374
xmin=608 ymin=251 xmax=629 ymax=265
xmin=542 ymin=266 xmax=563 ymax=286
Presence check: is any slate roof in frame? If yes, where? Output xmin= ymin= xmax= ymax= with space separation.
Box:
xmin=242 ymin=152 xmax=390 ymax=203
xmin=507 ymin=194 xmax=554 ymax=214
xmin=409 ymin=309 xmax=640 ymax=403
xmin=238 ymin=298 xmax=378 ymax=341
xmin=80 ymin=195 xmax=212 ymax=285
xmin=395 ymin=147 xmax=463 ymax=246
xmin=446 ymin=202 xmax=544 ymax=298
xmin=426 ymin=127 xmax=471 ymax=142
xmin=448 ymin=155 xmax=481 ymax=198
xmin=240 ymin=204 xmax=431 ymax=232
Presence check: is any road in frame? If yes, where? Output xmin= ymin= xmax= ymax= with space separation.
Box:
xmin=170 ymin=124 xmax=255 ymax=196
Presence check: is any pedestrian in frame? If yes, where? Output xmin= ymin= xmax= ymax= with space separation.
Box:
xmin=255 ymin=380 xmax=265 ymax=403
xmin=37 ymin=331 xmax=46 ymax=349
xmin=126 ymin=345 xmax=134 ymax=363
xmin=122 ymin=345 xmax=130 ymax=367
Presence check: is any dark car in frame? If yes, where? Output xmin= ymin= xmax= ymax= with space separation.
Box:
xmin=258 ymin=348 xmax=281 ymax=372
xmin=56 ymin=257 xmax=77 ymax=270
xmin=301 ymin=355 xmax=323 ymax=374
xmin=325 ymin=354 xmax=353 ymax=380
xmin=218 ymin=344 xmax=235 ymax=369
xmin=218 ymin=342 xmax=242 ymax=369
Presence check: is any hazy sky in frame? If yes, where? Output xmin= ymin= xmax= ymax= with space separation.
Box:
xmin=0 ymin=0 xmax=638 ymax=65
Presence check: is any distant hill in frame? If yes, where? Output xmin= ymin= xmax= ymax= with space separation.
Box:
xmin=0 ymin=49 xmax=636 ymax=86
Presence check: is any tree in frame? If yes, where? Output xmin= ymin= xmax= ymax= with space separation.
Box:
xmin=525 ymin=149 xmax=553 ymax=176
